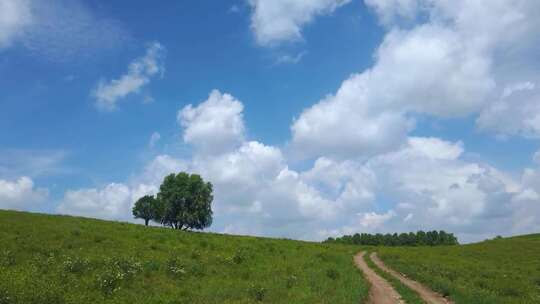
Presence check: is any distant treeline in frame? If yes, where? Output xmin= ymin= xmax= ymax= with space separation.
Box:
xmin=324 ymin=231 xmax=459 ymax=246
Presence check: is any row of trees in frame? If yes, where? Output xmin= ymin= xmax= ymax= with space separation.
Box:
xmin=132 ymin=172 xmax=214 ymax=230
xmin=324 ymin=230 xmax=459 ymax=246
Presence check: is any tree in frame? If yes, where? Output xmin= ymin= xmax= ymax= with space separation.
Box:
xmin=132 ymin=195 xmax=158 ymax=226
xmin=156 ymin=172 xmax=213 ymax=230
xmin=323 ymin=230 xmax=459 ymax=246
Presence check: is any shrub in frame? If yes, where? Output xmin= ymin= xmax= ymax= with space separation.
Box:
xmin=97 ymin=269 xmax=124 ymax=295
xmin=232 ymin=249 xmax=247 ymax=264
xmin=326 ymin=269 xmax=339 ymax=280
xmin=109 ymin=257 xmax=142 ymax=279
xmin=96 ymin=257 xmax=142 ymax=295
xmin=143 ymin=260 xmax=161 ymax=273
xmin=286 ymin=275 xmax=297 ymax=289
xmin=167 ymin=256 xmax=187 ymax=278
xmin=190 ymin=250 xmax=201 ymax=260
xmin=71 ymin=230 xmax=81 ymax=237
xmin=0 ymin=288 xmax=12 ymax=304
xmin=248 ymin=284 xmax=266 ymax=302
xmin=63 ymin=256 xmax=89 ymax=274
xmin=0 ymin=251 xmax=15 ymax=267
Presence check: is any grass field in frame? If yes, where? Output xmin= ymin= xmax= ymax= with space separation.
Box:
xmin=0 ymin=210 xmax=369 ymax=304
xmin=377 ymin=235 xmax=540 ymax=304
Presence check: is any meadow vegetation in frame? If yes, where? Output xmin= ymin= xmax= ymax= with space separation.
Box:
xmin=0 ymin=210 xmax=369 ymax=304
xmin=377 ymin=234 xmax=540 ymax=303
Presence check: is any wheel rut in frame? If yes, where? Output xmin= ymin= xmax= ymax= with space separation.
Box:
xmin=370 ymin=252 xmax=454 ymax=304
xmin=354 ymin=251 xmax=404 ymax=304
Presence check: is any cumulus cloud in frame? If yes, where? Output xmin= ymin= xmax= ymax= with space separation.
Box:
xmin=59 ymin=90 xmax=376 ymax=239
xmin=56 ymin=0 xmax=540 ymax=242
xmin=365 ymin=0 xmax=540 ymax=134
xmin=58 ymin=183 xmax=135 ymax=220
xmin=59 ymin=88 xmax=540 ymax=242
xmin=57 ymin=153 xmax=186 ymax=222
xmin=248 ymin=0 xmax=351 ymax=46
xmin=364 ymin=0 xmax=420 ymax=25
xmin=477 ymin=82 xmax=540 ymax=138
xmin=359 ymin=210 xmax=396 ymax=229
xmin=291 ymin=0 xmax=540 ymax=159
xmin=179 ymin=90 xmax=245 ymax=154
xmin=0 ymin=176 xmax=48 ymax=211
xmin=291 ymin=73 xmax=413 ymax=159
xmin=93 ymin=42 xmax=165 ymax=111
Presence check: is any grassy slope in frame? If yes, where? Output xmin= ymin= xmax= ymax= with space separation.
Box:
xmin=0 ymin=210 xmax=369 ymax=304
xmin=378 ymin=235 xmax=540 ymax=303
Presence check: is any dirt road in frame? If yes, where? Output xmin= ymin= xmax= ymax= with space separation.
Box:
xmin=354 ymin=252 xmax=404 ymax=304
xmin=370 ymin=252 xmax=454 ymax=304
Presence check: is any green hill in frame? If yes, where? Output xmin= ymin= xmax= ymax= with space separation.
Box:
xmin=377 ymin=234 xmax=540 ymax=303
xmin=0 ymin=210 xmax=368 ymax=304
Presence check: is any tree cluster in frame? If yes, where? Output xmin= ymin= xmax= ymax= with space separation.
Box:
xmin=324 ymin=230 xmax=459 ymax=246
xmin=132 ymin=172 xmax=213 ymax=230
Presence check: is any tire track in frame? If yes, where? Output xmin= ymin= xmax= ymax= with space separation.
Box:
xmin=370 ymin=252 xmax=454 ymax=304
xmin=354 ymin=251 xmax=404 ymax=304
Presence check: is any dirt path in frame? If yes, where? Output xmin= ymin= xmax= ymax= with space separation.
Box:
xmin=354 ymin=252 xmax=404 ymax=304
xmin=370 ymin=252 xmax=454 ymax=304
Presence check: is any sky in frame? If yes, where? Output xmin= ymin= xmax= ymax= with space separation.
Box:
xmin=1 ymin=0 xmax=540 ymax=243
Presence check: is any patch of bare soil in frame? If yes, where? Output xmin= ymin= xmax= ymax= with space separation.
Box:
xmin=370 ymin=252 xmax=454 ymax=304
xmin=354 ymin=252 xmax=404 ymax=304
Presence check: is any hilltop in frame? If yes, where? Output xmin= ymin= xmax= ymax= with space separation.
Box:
xmin=0 ymin=210 xmax=368 ymax=304
xmin=377 ymin=234 xmax=540 ymax=303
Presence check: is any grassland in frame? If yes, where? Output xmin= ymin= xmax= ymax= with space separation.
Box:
xmin=0 ymin=210 xmax=369 ymax=304
xmin=377 ymin=234 xmax=540 ymax=304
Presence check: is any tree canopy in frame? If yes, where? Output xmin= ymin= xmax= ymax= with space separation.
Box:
xmin=132 ymin=172 xmax=213 ymax=231
xmin=324 ymin=230 xmax=458 ymax=246
xmin=132 ymin=195 xmax=157 ymax=226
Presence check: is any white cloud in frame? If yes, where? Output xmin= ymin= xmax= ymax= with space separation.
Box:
xmin=477 ymin=82 xmax=540 ymax=138
xmin=229 ymin=4 xmax=241 ymax=14
xmin=501 ymin=82 xmax=535 ymax=99
xmin=0 ymin=149 xmax=67 ymax=179
xmin=370 ymin=24 xmax=494 ymax=117
xmin=291 ymin=73 xmax=413 ymax=159
xmin=58 ymin=183 xmax=134 ymax=220
xmin=0 ymin=0 xmax=129 ymax=59
xmin=0 ymin=0 xmax=32 ymax=49
xmin=364 ymin=0 xmax=420 ymax=26
xmin=56 ymin=1 xmax=540 ymax=243
xmin=359 ymin=210 xmax=396 ymax=229
xmin=179 ymin=90 xmax=245 ymax=154
xmin=93 ymin=42 xmax=165 ymax=111
xmin=59 ymin=91 xmax=377 ymax=240
xmin=58 ymin=87 xmax=540 ymax=242
xmin=275 ymin=51 xmax=306 ymax=64
xmin=401 ymin=137 xmax=463 ymax=160
xmin=533 ymin=150 xmax=540 ymax=166
xmin=149 ymin=132 xmax=161 ymax=148
xmin=365 ymin=0 xmax=540 ymax=138
xmin=138 ymin=154 xmax=188 ymax=185
xmin=248 ymin=0 xmax=351 ymax=46
xmin=0 ymin=176 xmax=48 ymax=210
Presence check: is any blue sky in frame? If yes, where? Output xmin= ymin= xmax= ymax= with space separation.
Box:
xmin=1 ymin=0 xmax=540 ymax=242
